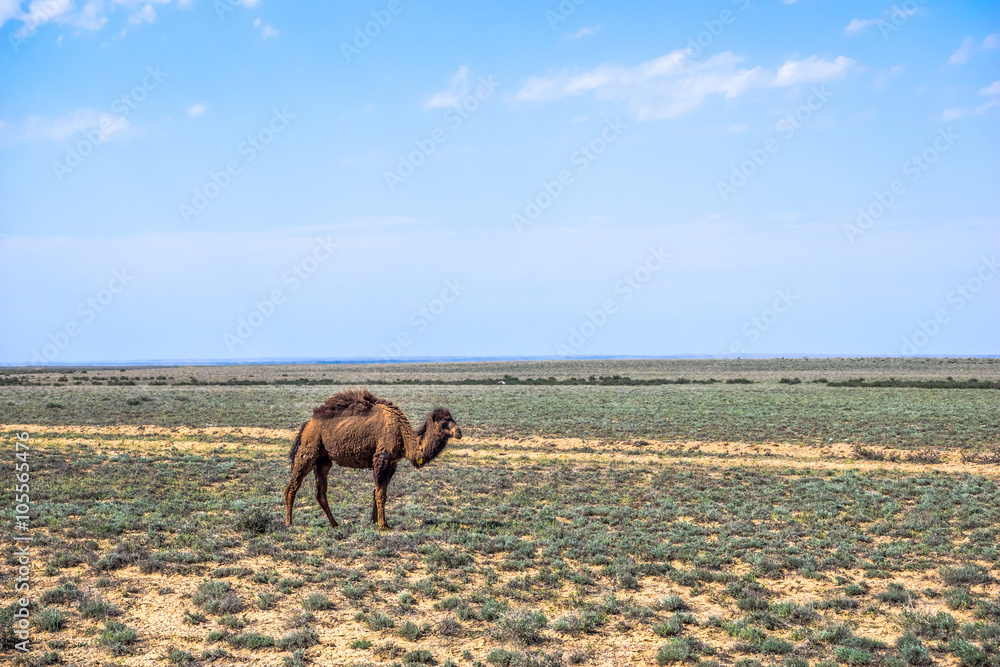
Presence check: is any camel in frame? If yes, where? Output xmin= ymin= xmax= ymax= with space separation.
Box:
xmin=284 ymin=389 xmax=462 ymax=531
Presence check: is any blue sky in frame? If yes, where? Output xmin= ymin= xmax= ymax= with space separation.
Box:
xmin=1 ymin=0 xmax=997 ymax=364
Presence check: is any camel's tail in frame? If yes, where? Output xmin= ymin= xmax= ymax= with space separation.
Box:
xmin=289 ymin=422 xmax=308 ymax=467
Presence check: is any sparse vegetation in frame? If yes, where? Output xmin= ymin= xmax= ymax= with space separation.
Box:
xmin=3 ymin=358 xmax=999 ymax=666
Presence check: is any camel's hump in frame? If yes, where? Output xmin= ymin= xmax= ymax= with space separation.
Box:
xmin=312 ymin=388 xmax=396 ymax=420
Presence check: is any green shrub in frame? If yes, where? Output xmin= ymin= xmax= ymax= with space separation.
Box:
xmin=283 ymin=649 xmax=309 ymax=667
xmin=657 ymin=638 xmax=702 ymax=664
xmin=225 ymin=633 xmax=275 ymax=649
xmin=166 ymin=647 xmax=197 ymax=665
xmin=217 ymin=615 xmax=245 ymax=630
xmin=941 ymin=566 xmax=990 ymax=587
xmin=947 ymin=588 xmax=976 ymax=610
xmin=896 ymin=633 xmax=931 ymax=666
xmin=276 ymin=627 xmax=318 ymax=650
xmin=235 ymin=507 xmax=274 ymax=535
xmin=552 ymin=611 xmax=606 ymax=634
xmin=761 ymin=637 xmax=794 ymax=654
xmin=659 ymin=595 xmax=688 ymax=611
xmin=948 ymin=638 xmax=992 ymax=667
xmin=193 ymin=580 xmax=243 ymax=615
xmin=403 ymin=649 xmax=434 ymax=664
xmin=359 ymin=611 xmax=394 ymax=630
xmin=492 ymin=610 xmax=548 ymax=645
xmin=96 ymin=620 xmax=138 ymax=655
xmin=397 ymin=620 xmax=430 ymax=641
xmin=903 ymin=611 xmax=959 ymax=640
xmin=183 ymin=610 xmax=206 ymax=625
xmin=34 ymin=607 xmax=66 ymax=632
xmin=40 ymin=583 xmax=83 ymax=605
xmin=302 ymin=594 xmax=333 ymax=611
xmin=79 ymin=597 xmax=122 ymax=619
xmin=835 ymin=647 xmax=872 ymax=665
xmin=881 ymin=583 xmax=915 ymax=605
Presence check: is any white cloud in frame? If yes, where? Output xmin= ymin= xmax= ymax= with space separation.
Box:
xmin=845 ymin=18 xmax=880 ymax=35
xmin=949 ymin=35 xmax=999 ymax=65
xmin=253 ymin=17 xmax=278 ymax=40
xmin=980 ymin=81 xmax=1000 ymax=96
xmin=3 ymin=0 xmax=215 ymax=33
xmin=15 ymin=0 xmax=73 ymax=33
xmin=516 ymin=50 xmax=853 ymax=121
xmin=188 ymin=102 xmax=206 ymax=117
xmin=128 ymin=3 xmax=155 ymax=24
xmin=728 ymin=123 xmax=748 ymax=134
xmin=423 ymin=65 xmax=470 ymax=110
xmin=772 ymin=55 xmax=853 ymax=87
xmin=949 ymin=37 xmax=975 ymax=65
xmin=0 ymin=0 xmax=22 ymax=27
xmin=74 ymin=0 xmax=107 ymax=30
xmin=569 ymin=25 xmax=599 ymax=39
xmin=940 ymin=89 xmax=1000 ymax=120
xmin=0 ymin=108 xmax=129 ymax=146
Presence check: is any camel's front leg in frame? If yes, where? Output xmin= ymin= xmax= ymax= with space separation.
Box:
xmin=372 ymin=458 xmax=397 ymax=531
xmin=314 ymin=458 xmax=339 ymax=528
xmin=284 ymin=460 xmax=314 ymax=527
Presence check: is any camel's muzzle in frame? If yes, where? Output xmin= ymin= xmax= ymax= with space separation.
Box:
xmin=453 ymin=427 xmax=462 ymax=440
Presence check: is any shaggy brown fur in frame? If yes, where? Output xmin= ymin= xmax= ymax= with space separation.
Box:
xmin=284 ymin=389 xmax=462 ymax=531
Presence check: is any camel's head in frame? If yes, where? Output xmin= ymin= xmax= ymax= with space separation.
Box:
xmin=413 ymin=407 xmax=461 ymax=468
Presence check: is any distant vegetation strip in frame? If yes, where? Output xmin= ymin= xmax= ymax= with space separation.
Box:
xmin=2 ymin=373 xmax=999 ymax=389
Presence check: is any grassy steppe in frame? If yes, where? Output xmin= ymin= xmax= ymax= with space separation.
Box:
xmin=1 ymin=359 xmax=998 ymax=667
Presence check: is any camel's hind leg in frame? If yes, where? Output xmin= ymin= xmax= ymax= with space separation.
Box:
xmin=284 ymin=459 xmax=314 ymax=527
xmin=314 ymin=456 xmax=339 ymax=528
xmin=372 ymin=458 xmax=398 ymax=531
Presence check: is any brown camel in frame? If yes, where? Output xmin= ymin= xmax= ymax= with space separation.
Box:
xmin=284 ymin=389 xmax=462 ymax=531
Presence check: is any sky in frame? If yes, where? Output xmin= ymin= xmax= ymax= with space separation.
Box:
xmin=0 ymin=0 xmax=997 ymax=364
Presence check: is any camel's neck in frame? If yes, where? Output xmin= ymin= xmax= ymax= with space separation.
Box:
xmin=405 ymin=418 xmax=448 ymax=466
xmin=403 ymin=421 xmax=427 ymax=464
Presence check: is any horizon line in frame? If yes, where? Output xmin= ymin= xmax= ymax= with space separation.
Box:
xmin=3 ymin=353 xmax=999 ymax=369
